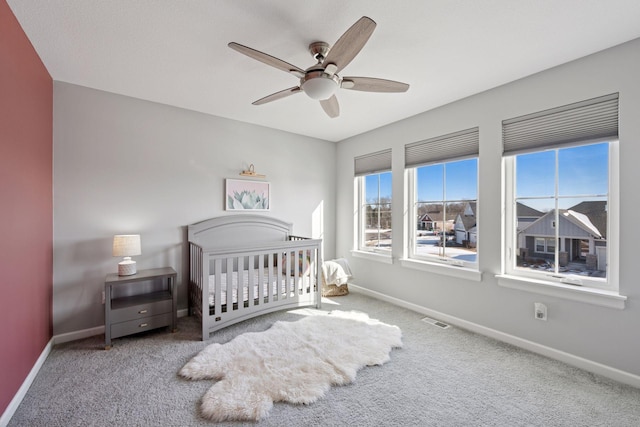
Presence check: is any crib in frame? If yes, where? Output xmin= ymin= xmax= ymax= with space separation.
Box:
xmin=188 ymin=215 xmax=322 ymax=340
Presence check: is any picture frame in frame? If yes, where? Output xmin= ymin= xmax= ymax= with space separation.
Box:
xmin=225 ymin=179 xmax=270 ymax=211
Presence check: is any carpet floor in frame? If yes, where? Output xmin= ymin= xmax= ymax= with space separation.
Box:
xmin=8 ymin=291 xmax=640 ymax=426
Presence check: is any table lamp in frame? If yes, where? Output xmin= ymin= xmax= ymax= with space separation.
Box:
xmin=112 ymin=234 xmax=141 ymax=276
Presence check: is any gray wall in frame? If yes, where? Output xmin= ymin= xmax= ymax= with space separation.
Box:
xmin=53 ymin=82 xmax=336 ymax=335
xmin=336 ymin=38 xmax=640 ymax=376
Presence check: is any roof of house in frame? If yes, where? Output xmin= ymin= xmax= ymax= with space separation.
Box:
xmin=563 ymin=210 xmax=603 ymax=239
xmin=516 ymin=202 xmax=544 ymax=218
xmin=418 ymin=211 xmax=444 ymax=223
xmin=466 ymin=201 xmax=477 ymax=216
xmin=454 ymin=201 xmax=477 ymax=231
xmin=457 ymin=214 xmax=477 ymax=231
xmin=569 ymin=201 xmax=607 ymax=239
xmin=519 ymin=207 xmax=604 ymax=239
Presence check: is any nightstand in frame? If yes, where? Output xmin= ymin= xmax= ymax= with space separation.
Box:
xmin=104 ymin=267 xmax=177 ymax=349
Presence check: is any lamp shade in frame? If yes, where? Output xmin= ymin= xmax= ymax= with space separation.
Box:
xmin=112 ymin=235 xmax=141 ymax=257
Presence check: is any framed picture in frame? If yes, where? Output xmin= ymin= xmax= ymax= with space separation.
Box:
xmin=225 ymin=179 xmax=270 ymax=211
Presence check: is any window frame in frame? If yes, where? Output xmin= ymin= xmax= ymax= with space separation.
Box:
xmin=355 ymin=171 xmax=393 ymax=256
xmin=406 ymin=157 xmax=479 ymax=270
xmin=502 ymin=140 xmax=619 ymax=293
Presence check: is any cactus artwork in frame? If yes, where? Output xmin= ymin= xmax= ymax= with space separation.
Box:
xmin=228 ymin=190 xmax=269 ymax=210
xmin=226 ymin=179 xmax=270 ymax=210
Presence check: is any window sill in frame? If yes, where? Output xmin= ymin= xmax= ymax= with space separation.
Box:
xmin=496 ymin=274 xmax=626 ymax=309
xmin=400 ymin=258 xmax=482 ymax=282
xmin=351 ymin=250 xmax=393 ymax=264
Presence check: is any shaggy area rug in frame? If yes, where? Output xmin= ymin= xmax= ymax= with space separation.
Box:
xmin=179 ymin=310 xmax=402 ymax=422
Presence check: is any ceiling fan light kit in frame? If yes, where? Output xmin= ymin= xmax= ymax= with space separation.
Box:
xmin=301 ymin=71 xmax=339 ymax=100
xmin=228 ymin=16 xmax=409 ymax=118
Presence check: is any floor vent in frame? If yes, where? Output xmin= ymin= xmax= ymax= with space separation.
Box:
xmin=421 ymin=316 xmax=450 ymax=329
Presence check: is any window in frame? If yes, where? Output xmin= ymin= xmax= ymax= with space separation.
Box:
xmin=406 ymin=128 xmax=479 ymax=268
xmin=535 ymin=237 xmax=557 ymax=254
xmin=509 ymin=142 xmax=610 ymax=281
xmin=361 ymin=172 xmax=392 ymax=250
xmin=502 ymin=94 xmax=619 ymax=292
xmin=354 ymin=149 xmax=392 ymax=255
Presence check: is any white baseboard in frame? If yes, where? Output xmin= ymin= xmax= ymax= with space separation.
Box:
xmin=0 ymin=338 xmax=53 ymax=427
xmin=53 ymin=309 xmax=190 ymax=345
xmin=349 ymin=284 xmax=640 ymax=389
xmin=53 ymin=325 xmax=105 ymax=345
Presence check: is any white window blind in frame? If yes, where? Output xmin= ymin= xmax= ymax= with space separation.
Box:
xmin=404 ymin=127 xmax=479 ymax=168
xmin=354 ymin=149 xmax=392 ymax=176
xmin=502 ymin=93 xmax=619 ymax=155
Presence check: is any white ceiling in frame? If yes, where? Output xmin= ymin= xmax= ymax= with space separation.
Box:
xmin=8 ymin=0 xmax=640 ymax=142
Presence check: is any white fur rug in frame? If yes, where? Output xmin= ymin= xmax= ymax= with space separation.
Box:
xmin=179 ymin=310 xmax=402 ymax=422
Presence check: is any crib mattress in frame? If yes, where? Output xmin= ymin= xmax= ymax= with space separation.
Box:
xmin=208 ymin=268 xmax=309 ymax=307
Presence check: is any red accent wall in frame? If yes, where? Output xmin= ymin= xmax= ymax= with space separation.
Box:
xmin=0 ymin=0 xmax=53 ymax=415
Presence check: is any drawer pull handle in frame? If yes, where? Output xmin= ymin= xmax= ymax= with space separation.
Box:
xmin=138 ymin=309 xmax=148 ymax=314
xmin=139 ymin=323 xmax=148 ymax=328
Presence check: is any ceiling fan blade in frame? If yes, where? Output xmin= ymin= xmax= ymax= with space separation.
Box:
xmin=252 ymin=86 xmax=302 ymax=105
xmin=341 ymin=77 xmax=410 ymax=93
xmin=322 ymin=16 xmax=376 ymax=74
xmin=320 ymin=95 xmax=340 ymax=118
xmin=228 ymin=42 xmax=305 ymax=78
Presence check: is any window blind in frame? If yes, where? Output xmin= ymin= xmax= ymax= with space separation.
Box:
xmin=354 ymin=149 xmax=392 ymax=176
xmin=404 ymin=127 xmax=479 ymax=168
xmin=502 ymin=93 xmax=619 ymax=156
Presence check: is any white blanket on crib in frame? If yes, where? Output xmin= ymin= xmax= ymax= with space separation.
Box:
xmin=322 ymin=258 xmax=352 ymax=285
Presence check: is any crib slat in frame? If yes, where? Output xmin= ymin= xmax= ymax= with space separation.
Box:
xmin=239 ymin=256 xmax=246 ymax=312
xmin=271 ymin=253 xmax=286 ymax=301
xmin=248 ymin=254 xmax=255 ymax=307
xmin=226 ymin=258 xmax=234 ymax=311
xmin=289 ymin=250 xmax=295 ymax=297
xmin=267 ymin=253 xmax=274 ymax=303
xmin=283 ymin=251 xmax=290 ymax=300
xmin=214 ymin=258 xmax=222 ymax=317
xmin=302 ymin=249 xmax=308 ymax=295
xmin=259 ymin=254 xmax=265 ymax=305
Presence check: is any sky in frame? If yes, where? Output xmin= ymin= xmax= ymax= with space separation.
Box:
xmin=516 ymin=142 xmax=608 ymax=211
xmin=365 ymin=142 xmax=609 ymax=208
xmin=365 ymin=172 xmax=392 ymax=202
xmin=416 ymin=158 xmax=477 ymax=201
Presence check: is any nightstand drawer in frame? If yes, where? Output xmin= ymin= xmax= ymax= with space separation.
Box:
xmin=111 ymin=313 xmax=172 ymax=339
xmin=110 ymin=294 xmax=172 ymax=323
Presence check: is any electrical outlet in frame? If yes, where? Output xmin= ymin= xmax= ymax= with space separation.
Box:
xmin=534 ymin=302 xmax=547 ymax=321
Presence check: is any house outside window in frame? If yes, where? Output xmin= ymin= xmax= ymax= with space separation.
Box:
xmin=405 ymin=128 xmax=479 ymax=269
xmin=513 ymin=143 xmax=609 ymax=275
xmin=354 ymin=149 xmax=392 ymax=255
xmin=502 ymin=94 xmax=619 ymax=292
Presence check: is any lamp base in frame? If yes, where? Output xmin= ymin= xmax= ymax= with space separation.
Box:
xmin=118 ymin=259 xmax=137 ymax=276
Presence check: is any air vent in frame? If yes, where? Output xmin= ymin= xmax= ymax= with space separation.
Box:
xmin=421 ymin=316 xmax=450 ymax=329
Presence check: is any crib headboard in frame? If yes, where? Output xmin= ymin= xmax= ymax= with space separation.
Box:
xmin=188 ymin=215 xmax=293 ymax=251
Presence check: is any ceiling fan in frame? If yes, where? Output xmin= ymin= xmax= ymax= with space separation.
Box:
xmin=228 ymin=16 xmax=409 ymax=118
